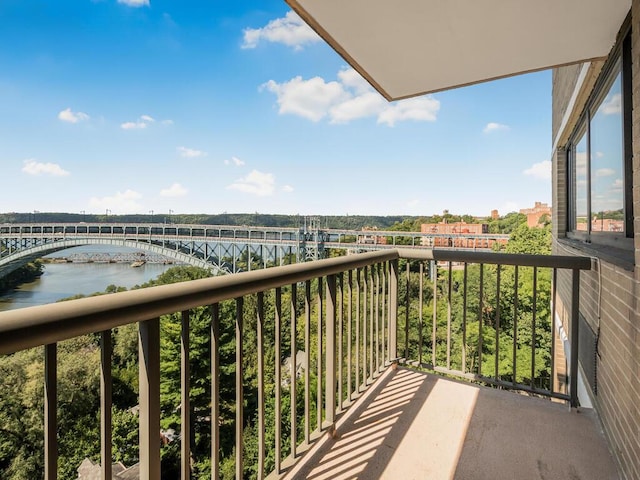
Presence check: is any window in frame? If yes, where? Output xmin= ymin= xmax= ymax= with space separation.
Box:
xmin=567 ymin=29 xmax=632 ymax=246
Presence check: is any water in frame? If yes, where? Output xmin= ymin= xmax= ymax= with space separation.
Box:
xmin=0 ymin=246 xmax=176 ymax=312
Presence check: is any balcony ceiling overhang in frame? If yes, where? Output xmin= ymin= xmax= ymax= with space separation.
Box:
xmin=286 ymin=0 xmax=631 ymax=101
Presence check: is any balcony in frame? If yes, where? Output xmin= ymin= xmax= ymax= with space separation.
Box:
xmin=0 ymin=249 xmax=618 ymax=479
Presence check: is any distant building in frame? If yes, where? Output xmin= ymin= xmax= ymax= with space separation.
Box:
xmin=575 ymin=218 xmax=624 ymax=233
xmin=420 ymin=221 xmax=487 ymax=235
xmin=419 ymin=221 xmax=505 ymax=249
xmin=491 ymin=209 xmax=499 ymax=220
xmin=519 ymin=202 xmax=552 ymax=228
xmin=357 ymin=226 xmax=387 ymax=245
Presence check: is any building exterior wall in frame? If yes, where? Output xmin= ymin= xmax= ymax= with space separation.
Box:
xmin=420 ymin=222 xmax=487 ymax=235
xmin=519 ymin=201 xmax=551 ymax=228
xmin=552 ymin=64 xmax=583 ymax=137
xmin=552 ymin=3 xmax=640 ymax=478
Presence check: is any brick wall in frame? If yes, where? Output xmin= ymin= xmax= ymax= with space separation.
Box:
xmin=552 ymin=2 xmax=640 ymax=479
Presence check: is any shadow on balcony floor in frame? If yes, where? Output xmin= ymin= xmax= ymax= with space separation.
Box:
xmin=283 ymin=367 xmax=618 ymax=480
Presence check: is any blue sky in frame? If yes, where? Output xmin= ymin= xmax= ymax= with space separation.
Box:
xmin=0 ymin=0 xmax=552 ymax=218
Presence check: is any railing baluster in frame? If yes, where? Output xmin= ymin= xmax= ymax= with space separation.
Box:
xmin=531 ymin=267 xmax=538 ymax=389
xmin=304 ymin=280 xmax=311 ymax=445
xmin=338 ymin=273 xmax=343 ymax=410
xmin=389 ymin=259 xmax=398 ymax=362
xmin=317 ymin=277 xmax=323 ymax=431
xmin=462 ymin=263 xmax=468 ymax=374
xmin=369 ymin=266 xmax=374 ymax=380
xmin=181 ymin=310 xmax=191 ymax=480
xmin=478 ymin=264 xmax=484 ymax=376
xmin=404 ymin=262 xmax=409 ymax=360
xmin=274 ymin=289 xmax=282 ymax=475
xmin=258 ymin=292 xmax=266 ymax=479
xmin=432 ymin=262 xmax=437 ymax=367
xmin=363 ymin=266 xmax=368 ymax=384
xmin=100 ymin=330 xmax=112 ymax=480
xmin=381 ymin=262 xmax=387 ymax=365
xmin=326 ymin=274 xmax=337 ymax=427
xmin=419 ymin=262 xmax=424 ymax=365
xmin=355 ymin=269 xmax=361 ymax=392
xmin=447 ymin=262 xmax=452 ymax=371
xmin=139 ymin=318 xmax=161 ymax=480
xmin=550 ymin=268 xmax=557 ymax=394
xmin=290 ymin=283 xmax=297 ymax=459
xmin=347 ymin=270 xmax=353 ymax=400
xmin=375 ymin=264 xmax=380 ymax=373
xmin=570 ymin=268 xmax=580 ymax=408
xmin=211 ymin=304 xmax=220 ymax=480
xmin=494 ymin=266 xmax=501 ymax=381
xmin=235 ymin=298 xmax=244 ymax=480
xmin=45 ymin=343 xmax=57 ymax=480
xmin=512 ymin=267 xmax=519 ymax=386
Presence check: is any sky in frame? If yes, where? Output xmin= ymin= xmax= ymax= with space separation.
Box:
xmin=0 ymin=0 xmax=552 ymax=218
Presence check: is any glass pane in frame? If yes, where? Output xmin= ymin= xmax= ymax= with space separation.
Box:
xmin=574 ymin=132 xmax=588 ymax=231
xmin=590 ymin=70 xmax=624 ymax=233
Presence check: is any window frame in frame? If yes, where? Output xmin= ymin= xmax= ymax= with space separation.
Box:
xmin=566 ymin=25 xmax=633 ymax=249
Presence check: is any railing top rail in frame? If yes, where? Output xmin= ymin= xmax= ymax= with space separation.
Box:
xmin=397 ymin=248 xmax=592 ymax=270
xmin=0 ymin=247 xmax=592 ymax=355
xmin=0 ymin=250 xmax=398 ymax=355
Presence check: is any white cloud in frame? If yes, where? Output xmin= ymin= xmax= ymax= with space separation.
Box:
xmin=178 ymin=146 xmax=206 ymax=158
xmin=117 ymin=0 xmax=149 ymax=7
xmin=263 ymin=68 xmax=440 ymax=126
xmin=406 ymin=199 xmax=420 ymax=207
xmin=595 ymin=151 xmax=604 ymax=158
xmin=337 ymin=68 xmax=372 ymax=95
xmin=282 ymin=185 xmax=294 ymax=193
xmin=483 ymin=122 xmax=509 ymax=134
xmin=602 ymin=93 xmax=621 ymax=115
xmin=330 ymin=92 xmax=387 ymax=124
xmin=121 ymin=115 xmax=155 ymax=130
xmin=377 ymin=96 xmax=440 ymax=127
xmin=22 ymin=159 xmax=70 ymax=177
xmin=523 ymin=160 xmax=551 ymax=180
xmin=89 ymin=189 xmax=143 ymax=213
xmin=595 ymin=168 xmax=615 ymax=177
xmin=224 ymin=156 xmax=246 ymax=166
xmin=262 ymin=76 xmax=349 ymax=122
xmin=162 ymin=119 xmax=174 ymax=125
xmin=612 ymin=178 xmax=623 ymax=191
xmin=160 ymin=183 xmax=188 ymax=197
xmin=242 ymin=11 xmax=320 ymax=50
xmin=227 ymin=170 xmax=275 ymax=196
xmin=121 ymin=121 xmax=146 ymax=130
xmin=58 ymin=107 xmax=89 ymax=123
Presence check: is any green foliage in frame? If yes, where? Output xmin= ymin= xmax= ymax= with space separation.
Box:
xmin=504 ymin=224 xmax=551 ymax=255
xmin=487 ymin=212 xmax=527 ymax=234
xmin=0 ymin=337 xmax=102 ymax=480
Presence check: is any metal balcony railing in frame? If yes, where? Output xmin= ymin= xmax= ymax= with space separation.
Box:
xmin=0 ymin=249 xmax=590 ymax=479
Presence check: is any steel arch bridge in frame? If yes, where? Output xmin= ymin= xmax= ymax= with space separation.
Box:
xmin=0 ymin=222 xmax=509 ymax=279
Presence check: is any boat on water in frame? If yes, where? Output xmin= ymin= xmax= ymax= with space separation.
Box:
xmin=130 ymin=260 xmax=146 ymax=268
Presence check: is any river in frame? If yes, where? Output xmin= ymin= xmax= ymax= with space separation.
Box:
xmin=0 ymin=246 xmax=177 ymax=312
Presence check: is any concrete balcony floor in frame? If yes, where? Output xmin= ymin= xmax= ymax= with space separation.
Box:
xmin=284 ymin=367 xmax=619 ymax=480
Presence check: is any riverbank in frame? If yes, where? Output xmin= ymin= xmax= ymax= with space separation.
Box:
xmin=0 ymin=261 xmax=44 ymax=294
xmin=0 ymin=262 xmax=175 ymax=312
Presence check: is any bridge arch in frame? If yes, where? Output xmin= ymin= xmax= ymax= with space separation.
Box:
xmin=0 ymin=238 xmax=228 ymax=279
